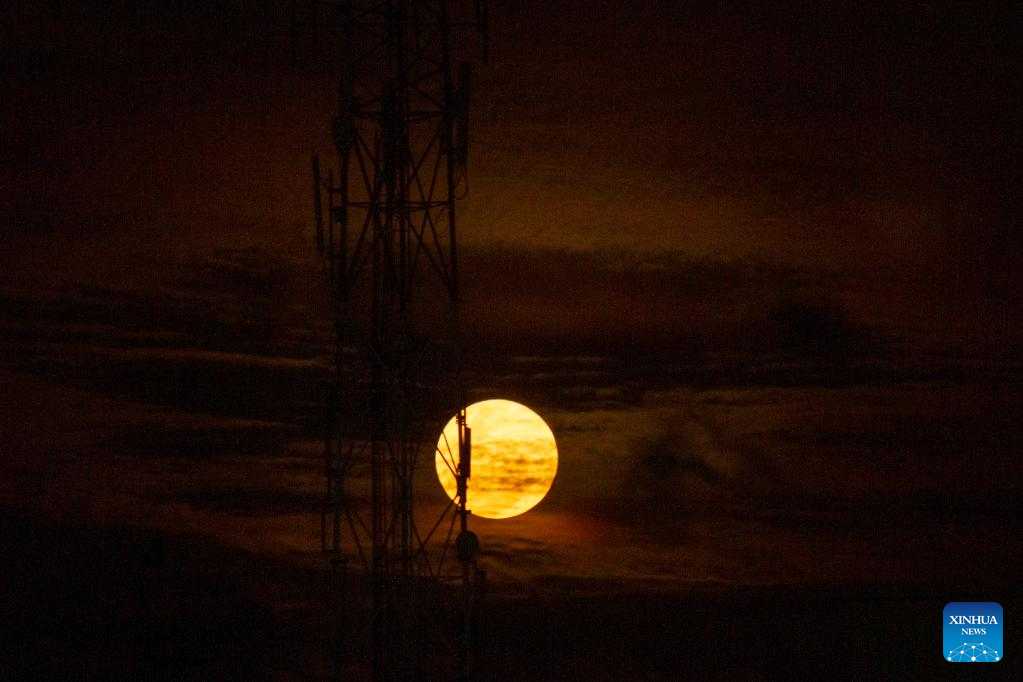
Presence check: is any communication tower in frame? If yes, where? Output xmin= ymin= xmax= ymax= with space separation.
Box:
xmin=295 ymin=1 xmax=488 ymax=679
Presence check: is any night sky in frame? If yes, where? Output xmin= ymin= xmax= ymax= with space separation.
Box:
xmin=2 ymin=1 xmax=1022 ymax=679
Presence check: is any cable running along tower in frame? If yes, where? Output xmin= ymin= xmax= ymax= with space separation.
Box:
xmin=302 ymin=1 xmax=487 ymax=679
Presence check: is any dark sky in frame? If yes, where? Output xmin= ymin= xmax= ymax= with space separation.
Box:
xmin=2 ymin=0 xmax=1022 ymax=638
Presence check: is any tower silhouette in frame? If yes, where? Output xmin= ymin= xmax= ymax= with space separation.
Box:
xmin=298 ymin=1 xmax=487 ymax=678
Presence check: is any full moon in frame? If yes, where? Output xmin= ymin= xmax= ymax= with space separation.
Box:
xmin=435 ymin=399 xmax=558 ymax=519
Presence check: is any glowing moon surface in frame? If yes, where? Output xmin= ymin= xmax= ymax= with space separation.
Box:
xmin=435 ymin=399 xmax=558 ymax=519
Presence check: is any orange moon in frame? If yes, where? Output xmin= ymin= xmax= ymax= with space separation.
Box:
xmin=434 ymin=399 xmax=558 ymax=519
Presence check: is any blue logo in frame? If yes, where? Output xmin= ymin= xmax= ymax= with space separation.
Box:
xmin=944 ymin=602 xmax=1002 ymax=662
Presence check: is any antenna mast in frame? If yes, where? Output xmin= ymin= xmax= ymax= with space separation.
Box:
xmin=301 ymin=1 xmax=487 ymax=678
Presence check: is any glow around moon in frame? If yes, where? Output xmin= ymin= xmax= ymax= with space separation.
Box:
xmin=435 ymin=399 xmax=558 ymax=519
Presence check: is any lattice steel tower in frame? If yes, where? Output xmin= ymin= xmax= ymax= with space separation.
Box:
xmin=300 ymin=0 xmax=487 ymax=679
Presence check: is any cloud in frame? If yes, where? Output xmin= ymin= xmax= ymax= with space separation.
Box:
xmin=619 ymin=414 xmax=745 ymax=510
